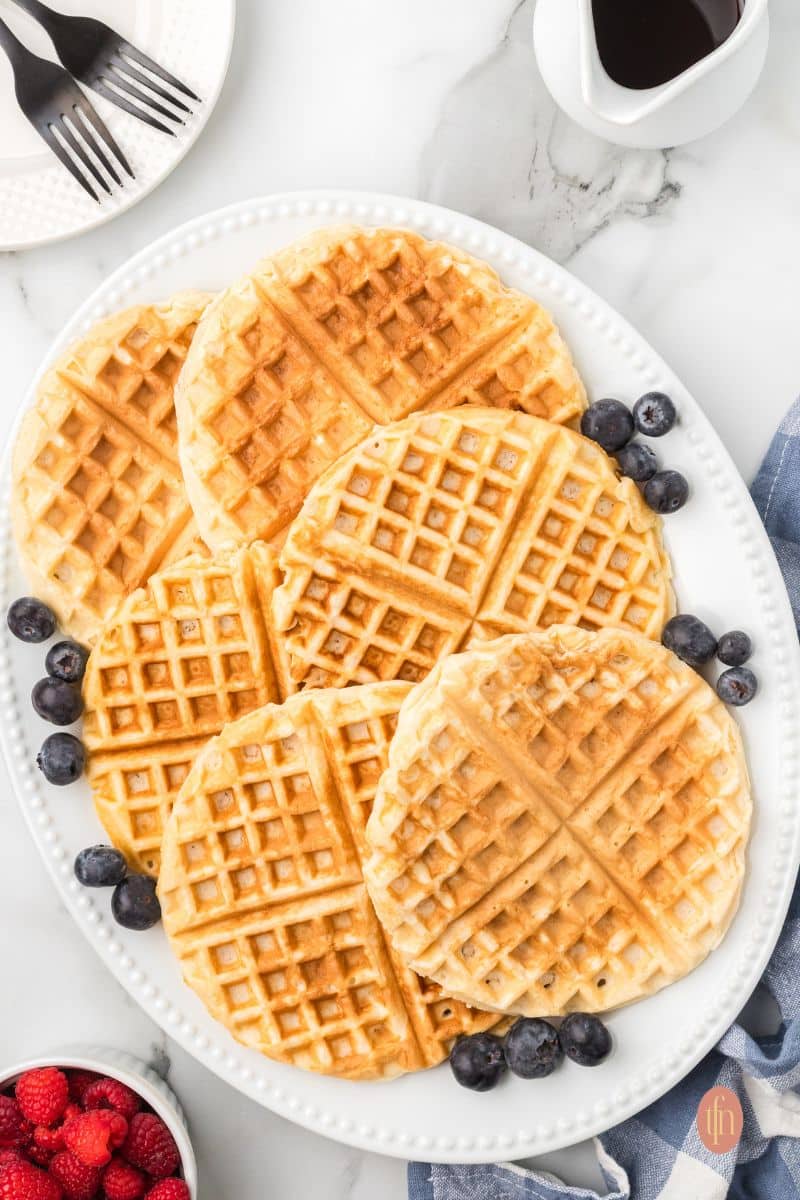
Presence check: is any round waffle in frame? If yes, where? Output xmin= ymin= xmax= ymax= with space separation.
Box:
xmin=273 ymin=408 xmax=675 ymax=690
xmin=12 ymin=293 xmax=211 ymax=642
xmin=158 ymin=684 xmax=498 ymax=1080
xmin=364 ymin=627 xmax=751 ymax=1016
xmin=175 ymin=225 xmax=586 ymax=551
xmin=83 ymin=542 xmax=290 ymax=876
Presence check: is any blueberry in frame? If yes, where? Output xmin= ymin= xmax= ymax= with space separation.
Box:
xmin=717 ymin=631 xmax=752 ymax=667
xmin=31 ymin=677 xmax=83 ymax=725
xmin=717 ymin=666 xmax=758 ymax=706
xmin=504 ymin=1018 xmax=563 ymax=1080
xmin=559 ymin=1013 xmax=612 ymax=1067
xmin=75 ymin=845 xmax=128 ymax=888
xmin=616 ymin=442 xmax=657 ymax=482
xmin=580 ymin=400 xmax=635 ymax=453
xmin=633 ymin=392 xmax=677 ymax=437
xmin=662 ymin=615 xmax=718 ymax=667
xmin=36 ymin=733 xmax=85 ymax=785
xmin=7 ymin=597 xmax=56 ymax=644
xmin=449 ymin=1033 xmax=507 ymax=1092
xmin=112 ymin=874 xmax=162 ymax=931
xmin=45 ymin=640 xmax=89 ymax=684
xmin=643 ymin=470 xmax=689 ymax=514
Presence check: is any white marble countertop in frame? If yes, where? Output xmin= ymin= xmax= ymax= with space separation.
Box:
xmin=2 ymin=0 xmax=798 ymax=1194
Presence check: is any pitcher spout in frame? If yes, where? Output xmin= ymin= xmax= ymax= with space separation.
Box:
xmin=577 ymin=0 xmax=768 ymax=128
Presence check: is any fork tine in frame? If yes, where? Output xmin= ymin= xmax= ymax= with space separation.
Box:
xmin=75 ymin=98 xmax=134 ymax=178
xmin=113 ymin=54 xmax=192 ymax=114
xmin=119 ymin=40 xmax=200 ymax=101
xmin=39 ymin=122 xmax=99 ymax=202
xmin=72 ymin=105 xmax=122 ymax=187
xmin=91 ymin=77 xmax=175 ymax=136
xmin=55 ymin=116 xmax=112 ymax=195
xmin=104 ymin=64 xmax=186 ymax=124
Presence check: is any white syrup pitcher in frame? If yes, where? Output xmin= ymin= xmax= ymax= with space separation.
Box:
xmin=533 ymin=0 xmax=769 ymax=148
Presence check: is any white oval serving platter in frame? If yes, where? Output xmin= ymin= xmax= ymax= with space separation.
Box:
xmin=1 ymin=191 xmax=798 ymax=1163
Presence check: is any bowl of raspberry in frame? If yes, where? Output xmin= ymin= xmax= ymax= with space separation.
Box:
xmin=0 ymin=1046 xmax=197 ymax=1199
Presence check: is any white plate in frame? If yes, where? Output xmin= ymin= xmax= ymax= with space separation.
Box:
xmin=1 ymin=191 xmax=799 ymax=1164
xmin=0 ymin=0 xmax=235 ymax=250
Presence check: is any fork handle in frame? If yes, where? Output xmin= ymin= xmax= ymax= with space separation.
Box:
xmin=0 ymin=16 xmax=33 ymax=69
xmin=6 ymin=0 xmax=63 ymax=36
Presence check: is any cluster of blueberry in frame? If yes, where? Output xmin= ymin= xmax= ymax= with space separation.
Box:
xmin=74 ymin=847 xmax=161 ymax=931
xmin=662 ymin=614 xmax=758 ymax=706
xmin=7 ymin=597 xmax=87 ymax=785
xmin=449 ymin=1013 xmax=611 ymax=1092
xmin=580 ymin=391 xmax=688 ymax=514
xmin=578 ymin=394 xmax=758 ymax=705
xmin=7 ymin=596 xmax=162 ymax=932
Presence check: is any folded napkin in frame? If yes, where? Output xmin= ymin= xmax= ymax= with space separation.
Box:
xmin=410 ymin=398 xmax=800 ymax=1200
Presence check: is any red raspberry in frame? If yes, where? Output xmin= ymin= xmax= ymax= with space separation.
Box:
xmin=66 ymin=1074 xmax=99 ymax=1107
xmin=120 ymin=1114 xmax=179 ymax=1180
xmin=0 ymin=1094 xmax=32 ymax=1148
xmin=49 ymin=1151 xmax=101 ymax=1200
xmin=34 ymin=1125 xmax=65 ymax=1155
xmin=0 ymin=1160 xmax=62 ymax=1200
xmin=32 ymin=1103 xmax=83 ymax=1161
xmin=16 ymin=1070 xmax=69 ymax=1127
xmin=144 ymin=1183 xmax=189 ymax=1200
xmin=0 ymin=1149 xmax=22 ymax=1168
xmin=27 ymin=1140 xmax=55 ymax=1167
xmin=102 ymin=1157 xmax=147 ymax=1200
xmin=83 ymin=1080 xmax=140 ymax=1124
xmin=62 ymin=1111 xmax=127 ymax=1168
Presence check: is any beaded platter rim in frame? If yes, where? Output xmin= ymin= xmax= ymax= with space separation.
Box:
xmin=1 ymin=190 xmax=798 ymax=1163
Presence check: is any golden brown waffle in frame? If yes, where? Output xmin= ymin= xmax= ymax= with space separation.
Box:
xmin=12 ymin=294 xmax=211 ymax=642
xmin=365 ymin=627 xmax=751 ymax=1016
xmin=273 ymin=408 xmax=675 ymax=689
xmin=84 ymin=543 xmax=289 ymax=876
xmin=175 ymin=225 xmax=586 ymax=550
xmin=158 ymin=684 xmax=497 ymax=1079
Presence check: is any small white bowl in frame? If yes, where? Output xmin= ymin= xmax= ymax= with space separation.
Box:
xmin=0 ymin=1045 xmax=197 ymax=1197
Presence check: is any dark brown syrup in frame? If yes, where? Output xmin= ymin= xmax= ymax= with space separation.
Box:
xmin=592 ymin=0 xmax=743 ymax=90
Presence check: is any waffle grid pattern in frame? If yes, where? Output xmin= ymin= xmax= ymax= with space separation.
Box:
xmin=59 ymin=310 xmax=189 ymax=460
xmin=265 ymin=229 xmax=532 ymax=423
xmin=365 ymin=628 xmax=751 ymax=1017
xmin=12 ymin=295 xmax=210 ymax=641
xmin=193 ymin=278 xmax=373 ymax=543
xmin=176 ymin=226 xmax=587 ymax=549
xmin=84 ymin=543 xmax=288 ymax=876
xmin=274 ymin=409 xmax=674 ymax=689
xmin=159 ymin=685 xmax=498 ymax=1079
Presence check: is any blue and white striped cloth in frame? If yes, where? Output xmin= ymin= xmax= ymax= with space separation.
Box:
xmin=410 ymin=398 xmax=800 ymax=1200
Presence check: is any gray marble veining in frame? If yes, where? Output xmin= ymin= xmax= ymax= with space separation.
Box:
xmin=419 ymin=0 xmax=680 ymax=262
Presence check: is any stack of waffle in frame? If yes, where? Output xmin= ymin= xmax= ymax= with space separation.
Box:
xmin=11 ymin=225 xmax=751 ymax=1082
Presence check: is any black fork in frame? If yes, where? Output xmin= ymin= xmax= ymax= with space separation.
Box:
xmin=0 ymin=17 xmax=132 ymax=202
xmin=10 ymin=0 xmax=201 ymax=136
